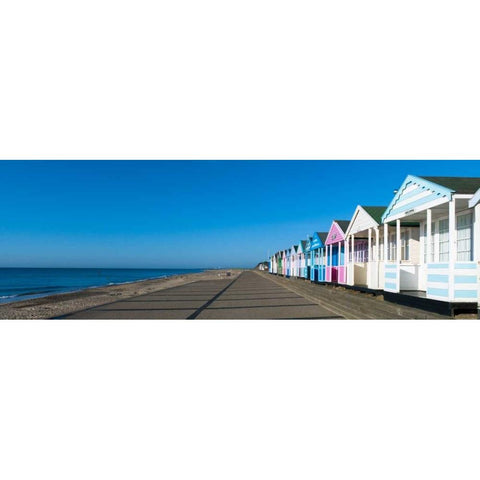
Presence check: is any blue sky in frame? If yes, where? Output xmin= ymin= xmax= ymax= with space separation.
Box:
xmin=1 ymin=160 xmax=479 ymax=268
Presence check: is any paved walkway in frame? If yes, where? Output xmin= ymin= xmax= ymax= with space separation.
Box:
xmin=60 ymin=271 xmax=449 ymax=319
xmin=60 ymin=271 xmax=343 ymax=319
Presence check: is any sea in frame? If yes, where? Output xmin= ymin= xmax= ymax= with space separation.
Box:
xmin=0 ymin=268 xmax=205 ymax=304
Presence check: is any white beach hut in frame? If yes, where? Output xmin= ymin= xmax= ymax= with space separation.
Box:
xmin=381 ymin=175 xmax=480 ymax=315
xmin=344 ymin=206 xmax=387 ymax=291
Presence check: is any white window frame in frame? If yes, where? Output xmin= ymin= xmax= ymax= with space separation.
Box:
xmin=457 ymin=211 xmax=473 ymax=261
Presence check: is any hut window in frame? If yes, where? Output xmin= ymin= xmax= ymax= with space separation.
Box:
xmin=457 ymin=213 xmax=473 ymax=261
xmin=424 ymin=222 xmax=436 ymax=263
xmin=389 ymin=234 xmax=396 ymax=261
xmin=401 ymin=231 xmax=410 ymax=260
xmin=438 ymin=219 xmax=449 ymax=262
xmin=354 ymin=241 xmax=369 ymax=262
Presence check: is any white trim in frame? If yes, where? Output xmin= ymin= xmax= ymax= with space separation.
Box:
xmin=448 ymin=198 xmax=456 ymax=301
xmin=345 ymin=205 xmax=380 ymax=236
xmin=384 ymin=196 xmax=450 ymax=222
xmin=468 ymin=188 xmax=480 ymax=208
xmin=403 ymin=183 xmax=419 ymax=195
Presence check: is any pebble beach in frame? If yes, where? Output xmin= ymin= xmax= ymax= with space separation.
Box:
xmin=0 ymin=270 xmax=242 ymax=319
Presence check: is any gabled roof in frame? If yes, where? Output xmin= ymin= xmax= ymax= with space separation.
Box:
xmin=310 ymin=231 xmax=328 ymax=250
xmin=334 ymin=220 xmax=350 ymax=232
xmin=325 ymin=220 xmax=349 ymax=244
xmin=305 ymin=236 xmax=313 ymax=251
xmin=361 ymin=206 xmax=386 ymax=224
xmin=345 ymin=206 xmax=386 ymax=236
xmin=419 ymin=176 xmax=480 ymax=194
xmin=316 ymin=232 xmax=328 ymax=243
xmin=382 ymin=174 xmax=457 ymax=222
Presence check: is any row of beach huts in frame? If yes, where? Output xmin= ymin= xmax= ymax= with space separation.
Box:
xmin=268 ymin=175 xmax=480 ymax=316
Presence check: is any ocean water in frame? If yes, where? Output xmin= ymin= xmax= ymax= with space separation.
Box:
xmin=0 ymin=268 xmax=204 ymax=304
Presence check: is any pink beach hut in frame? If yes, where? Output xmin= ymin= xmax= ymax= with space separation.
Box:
xmin=325 ymin=220 xmax=350 ymax=284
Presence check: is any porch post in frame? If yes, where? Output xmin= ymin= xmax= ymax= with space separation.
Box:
xmin=426 ymin=208 xmax=432 ymax=264
xmin=375 ymin=227 xmax=380 ymax=289
xmin=396 ymin=219 xmax=401 ymax=292
xmin=325 ymin=245 xmax=329 ymax=280
xmin=475 ymin=205 xmax=480 ymax=318
xmin=368 ymin=228 xmax=372 ymax=262
xmin=384 ymin=223 xmax=388 ymax=262
xmin=367 ymin=228 xmax=372 ymax=287
xmin=345 ymin=235 xmax=350 ymax=283
xmin=351 ymin=234 xmax=355 ymax=285
xmin=448 ymin=197 xmax=456 ymax=301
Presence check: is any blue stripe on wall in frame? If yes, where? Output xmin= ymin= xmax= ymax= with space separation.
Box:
xmin=454 ymin=275 xmax=477 ymax=284
xmin=393 ymin=186 xmax=425 ymax=203
xmin=385 ymin=272 xmax=397 ymax=279
xmin=454 ymin=290 xmax=477 ymax=299
xmin=385 ymin=282 xmax=397 ymax=290
xmin=389 ymin=192 xmax=446 ymax=217
xmin=427 ymin=274 xmax=449 ymax=283
xmin=427 ymin=287 xmax=449 ymax=297
xmin=455 ymin=263 xmax=477 ymax=269
xmin=385 ymin=264 xmax=396 ymax=269
xmin=428 ymin=263 xmax=449 ymax=269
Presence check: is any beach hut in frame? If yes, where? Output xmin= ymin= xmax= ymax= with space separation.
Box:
xmin=271 ymin=252 xmax=278 ymax=274
xmin=344 ymin=206 xmax=387 ymax=291
xmin=285 ymin=248 xmax=291 ymax=277
xmin=278 ymin=250 xmax=285 ymax=275
xmin=381 ymin=175 xmax=480 ymax=315
xmin=468 ymin=189 xmax=480 ymax=316
xmin=276 ymin=251 xmax=283 ymax=276
xmin=296 ymin=240 xmax=308 ymax=279
xmin=281 ymin=250 xmax=288 ymax=276
xmin=309 ymin=232 xmax=328 ymax=282
xmin=304 ymin=237 xmax=313 ymax=279
xmin=325 ymin=220 xmax=350 ymax=284
xmin=289 ymin=245 xmax=298 ymax=277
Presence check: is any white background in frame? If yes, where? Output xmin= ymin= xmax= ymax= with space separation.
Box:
xmin=1 ymin=1 xmax=480 ymax=479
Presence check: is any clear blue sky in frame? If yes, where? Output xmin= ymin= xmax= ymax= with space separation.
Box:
xmin=1 ymin=160 xmax=479 ymax=268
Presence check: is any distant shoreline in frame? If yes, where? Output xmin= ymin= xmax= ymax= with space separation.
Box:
xmin=0 ymin=269 xmax=203 ymax=305
xmin=0 ymin=269 xmax=244 ymax=319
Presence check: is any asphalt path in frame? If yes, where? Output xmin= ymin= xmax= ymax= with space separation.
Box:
xmin=61 ymin=271 xmax=342 ymax=319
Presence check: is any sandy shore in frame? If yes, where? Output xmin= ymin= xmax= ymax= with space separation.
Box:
xmin=0 ymin=269 xmax=244 ymax=320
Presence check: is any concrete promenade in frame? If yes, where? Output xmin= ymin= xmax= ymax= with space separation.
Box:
xmin=60 ymin=271 xmax=448 ymax=319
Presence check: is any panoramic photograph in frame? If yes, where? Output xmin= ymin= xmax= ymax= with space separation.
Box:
xmin=1 ymin=159 xmax=479 ymax=320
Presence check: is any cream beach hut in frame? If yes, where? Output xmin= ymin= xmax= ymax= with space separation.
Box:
xmin=272 ymin=252 xmax=279 ymax=274
xmin=381 ymin=175 xmax=480 ymax=315
xmin=344 ymin=206 xmax=387 ymax=291
xmin=276 ymin=251 xmax=283 ymax=275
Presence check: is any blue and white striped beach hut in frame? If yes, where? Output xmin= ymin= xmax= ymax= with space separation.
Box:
xmin=381 ymin=175 xmax=480 ymax=314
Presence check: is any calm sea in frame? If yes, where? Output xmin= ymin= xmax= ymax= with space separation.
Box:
xmin=0 ymin=268 xmax=204 ymax=304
